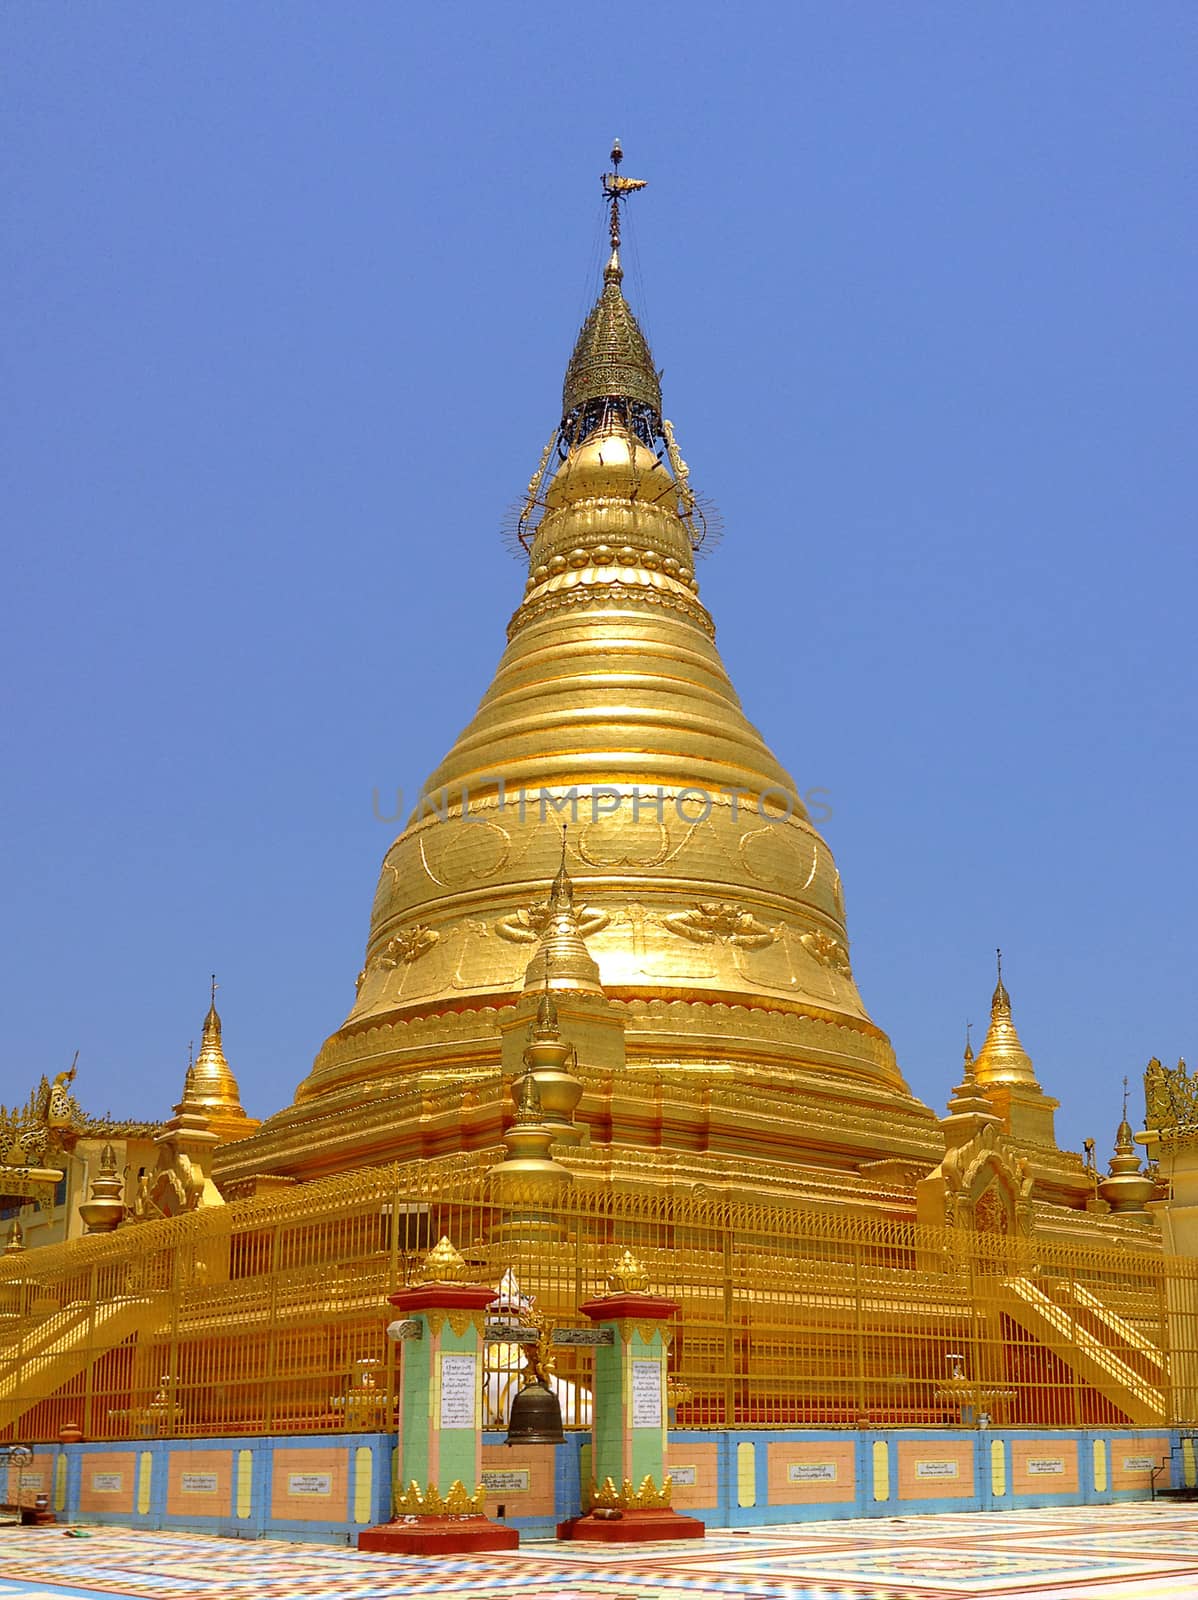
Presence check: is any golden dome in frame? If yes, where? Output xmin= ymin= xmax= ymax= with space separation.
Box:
xmin=544 ymin=430 xmax=678 ymax=514
xmin=973 ymin=954 xmax=1040 ymax=1089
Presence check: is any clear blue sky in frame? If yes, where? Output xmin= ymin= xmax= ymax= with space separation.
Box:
xmin=3 ymin=3 xmax=1194 ymax=1159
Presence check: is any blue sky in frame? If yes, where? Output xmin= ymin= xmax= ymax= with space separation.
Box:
xmin=2 ymin=2 xmax=1194 ymax=1159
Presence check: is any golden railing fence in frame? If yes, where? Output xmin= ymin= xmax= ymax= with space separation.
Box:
xmin=2 ymin=1153 xmax=1196 ymax=1442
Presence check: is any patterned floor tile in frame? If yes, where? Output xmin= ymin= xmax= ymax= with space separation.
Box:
xmin=3 ymin=1508 xmax=1198 ymax=1599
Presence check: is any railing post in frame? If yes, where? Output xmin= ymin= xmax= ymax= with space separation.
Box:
xmin=853 ymin=1241 xmax=867 ymax=1423
xmin=82 ymin=1263 xmax=97 ymax=1440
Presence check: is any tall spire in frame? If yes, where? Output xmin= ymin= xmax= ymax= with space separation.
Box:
xmin=973 ymin=949 xmax=1040 ymax=1089
xmin=561 ymin=141 xmax=659 ymax=430
xmin=177 ymin=978 xmax=256 ymax=1140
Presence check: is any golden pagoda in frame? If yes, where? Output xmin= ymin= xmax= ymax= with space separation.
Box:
xmin=216 ymin=152 xmax=1137 ymax=1236
xmin=4 ymin=147 xmax=1194 ymax=1474
xmin=218 ymin=144 xmax=947 ymax=1197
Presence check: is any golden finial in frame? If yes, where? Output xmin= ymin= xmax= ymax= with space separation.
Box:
xmin=3 ymin=1217 xmax=25 ymax=1255
xmin=963 ymin=1022 xmax=974 ymax=1070
xmin=1122 ymin=1074 xmax=1130 ymax=1122
xmin=514 ymin=1071 xmax=543 ymax=1125
xmin=607 ymin=1248 xmax=650 ymax=1295
xmin=532 ymin=957 xmax=559 ymax=1036
xmin=993 ymin=947 xmax=1009 ymax=1010
xmin=601 ymin=138 xmax=647 ymax=277
xmin=419 ymin=1235 xmax=469 ymax=1284
xmin=549 ymin=824 xmax=572 ymax=910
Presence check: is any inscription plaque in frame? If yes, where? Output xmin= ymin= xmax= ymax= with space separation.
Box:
xmin=287 ymin=1472 xmax=331 ymax=1496
xmin=439 ymin=1353 xmax=477 ymax=1429
xmin=631 ymin=1359 xmax=662 ymax=1428
xmin=481 ymin=1468 xmax=530 ymax=1492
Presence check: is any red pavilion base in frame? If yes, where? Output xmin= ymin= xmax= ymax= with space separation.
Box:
xmin=358 ymin=1515 xmax=519 ymax=1554
xmin=557 ymin=1507 xmax=705 ymax=1542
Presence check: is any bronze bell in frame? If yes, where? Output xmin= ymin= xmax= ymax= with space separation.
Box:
xmin=505 ymin=1378 xmax=565 ymax=1446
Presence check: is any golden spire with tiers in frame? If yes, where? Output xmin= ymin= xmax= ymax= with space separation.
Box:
xmin=1098 ymin=1077 xmax=1155 ymax=1214
xmin=973 ymin=951 xmax=1040 ymax=1089
xmin=522 ymin=831 xmax=603 ymax=997
xmin=216 ymin=145 xmax=943 ymax=1194
xmin=177 ymin=978 xmax=257 ymax=1143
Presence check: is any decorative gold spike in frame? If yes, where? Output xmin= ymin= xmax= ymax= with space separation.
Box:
xmin=419 ymin=1235 xmax=468 ymax=1284
xmin=444 ymin=1479 xmax=472 ymax=1515
xmin=593 ymin=1475 xmax=620 ymax=1509
xmin=607 ymin=1248 xmax=650 ymax=1294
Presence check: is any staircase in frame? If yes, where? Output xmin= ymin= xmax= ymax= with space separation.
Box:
xmin=999 ymin=1276 xmax=1166 ymax=1425
xmin=0 ymin=1293 xmax=172 ymax=1434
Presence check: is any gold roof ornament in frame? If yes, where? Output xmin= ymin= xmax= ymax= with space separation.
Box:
xmin=973 ymin=951 xmax=1041 ymax=1090
xmin=419 ymin=1235 xmax=469 ymax=1284
xmin=1144 ymin=1055 xmax=1198 ymax=1139
xmin=1098 ymin=1076 xmax=1155 ymax=1214
xmin=944 ymin=1025 xmax=999 ymax=1123
xmin=517 ymin=948 xmax=584 ymax=1147
xmin=562 ymin=141 xmax=659 ymax=420
xmin=522 ymin=830 xmax=604 ymax=998
xmin=78 ymin=1142 xmax=127 ymax=1235
xmin=492 ymin=1065 xmax=574 ymax=1191
xmin=46 ymin=1052 xmax=80 ymax=1129
xmin=3 ymin=1217 xmax=24 ymax=1256
xmin=176 ymin=978 xmax=257 ymax=1141
xmin=607 ymin=1248 xmax=650 ymax=1295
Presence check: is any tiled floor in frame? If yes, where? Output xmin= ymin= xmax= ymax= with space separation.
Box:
xmin=2 ymin=1504 xmax=1198 ymax=1599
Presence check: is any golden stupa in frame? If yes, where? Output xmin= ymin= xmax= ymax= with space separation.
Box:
xmin=215 ymin=148 xmax=1089 ymax=1220
xmin=4 ymin=147 xmax=1187 ymax=1467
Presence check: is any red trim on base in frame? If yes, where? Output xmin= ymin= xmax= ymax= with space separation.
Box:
xmin=556 ymin=1508 xmax=705 ymax=1542
xmin=578 ymin=1293 xmax=679 ymax=1322
xmin=358 ymin=1515 xmax=519 ymax=1554
xmin=386 ymin=1283 xmax=497 ymax=1315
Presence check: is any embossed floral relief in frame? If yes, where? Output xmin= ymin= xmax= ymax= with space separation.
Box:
xmin=370 ymin=924 xmax=440 ymax=975
xmin=494 ymin=901 xmax=610 ymax=943
xmin=660 ymin=901 xmax=780 ymax=949
xmin=799 ymin=929 xmax=853 ymax=978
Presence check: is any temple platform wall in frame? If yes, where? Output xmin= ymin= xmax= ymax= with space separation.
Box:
xmin=11 ymin=1426 xmax=1190 ymax=1542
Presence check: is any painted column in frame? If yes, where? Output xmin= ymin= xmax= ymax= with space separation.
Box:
xmin=358 ymin=1237 xmax=518 ymax=1554
xmin=559 ymin=1250 xmax=704 ymax=1542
